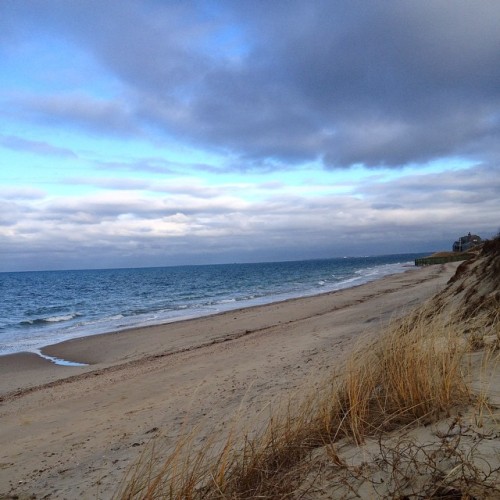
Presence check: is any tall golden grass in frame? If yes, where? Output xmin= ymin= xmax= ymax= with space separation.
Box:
xmin=116 ymin=308 xmax=480 ymax=499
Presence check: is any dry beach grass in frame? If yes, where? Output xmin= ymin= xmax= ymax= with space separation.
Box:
xmin=118 ymin=239 xmax=500 ymax=499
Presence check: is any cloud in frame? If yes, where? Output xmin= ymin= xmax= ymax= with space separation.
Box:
xmin=14 ymin=93 xmax=138 ymax=137
xmin=62 ymin=175 xmax=237 ymax=199
xmin=0 ymin=134 xmax=77 ymax=158
xmin=3 ymin=1 xmax=499 ymax=169
xmin=1 ymin=164 xmax=498 ymax=271
xmin=95 ymin=158 xmax=178 ymax=175
xmin=1 ymin=2 xmax=500 ymax=270
xmin=361 ymin=164 xmax=500 ymax=206
xmin=93 ymin=157 xmax=229 ymax=176
xmin=63 ymin=177 xmax=151 ymax=191
xmin=0 ymin=187 xmax=46 ymax=200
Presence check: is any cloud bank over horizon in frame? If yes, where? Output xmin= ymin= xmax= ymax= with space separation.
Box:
xmin=1 ymin=1 xmax=499 ymax=271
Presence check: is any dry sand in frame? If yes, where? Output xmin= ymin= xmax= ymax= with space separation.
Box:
xmin=0 ymin=263 xmax=458 ymax=499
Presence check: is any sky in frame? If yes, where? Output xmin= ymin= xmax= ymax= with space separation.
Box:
xmin=1 ymin=0 xmax=499 ymax=272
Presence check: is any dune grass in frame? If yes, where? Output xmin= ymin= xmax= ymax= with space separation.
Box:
xmin=115 ymin=305 xmax=488 ymax=499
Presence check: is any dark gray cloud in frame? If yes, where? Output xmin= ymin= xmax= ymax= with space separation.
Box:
xmin=3 ymin=0 xmax=499 ymax=169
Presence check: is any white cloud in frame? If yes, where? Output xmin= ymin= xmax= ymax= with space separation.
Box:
xmin=1 ymin=163 xmax=498 ymax=270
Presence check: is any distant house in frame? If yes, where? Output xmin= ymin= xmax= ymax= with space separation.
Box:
xmin=452 ymin=232 xmax=482 ymax=252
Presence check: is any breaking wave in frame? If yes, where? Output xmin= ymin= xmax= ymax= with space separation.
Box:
xmin=21 ymin=313 xmax=81 ymax=326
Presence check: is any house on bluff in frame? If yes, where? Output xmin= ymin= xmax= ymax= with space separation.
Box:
xmin=452 ymin=232 xmax=482 ymax=252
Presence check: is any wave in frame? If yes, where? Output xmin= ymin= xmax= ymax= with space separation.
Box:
xmin=45 ymin=314 xmax=77 ymax=323
xmin=20 ymin=313 xmax=81 ymax=326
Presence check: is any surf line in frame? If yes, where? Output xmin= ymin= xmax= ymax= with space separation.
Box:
xmin=33 ymin=349 xmax=88 ymax=367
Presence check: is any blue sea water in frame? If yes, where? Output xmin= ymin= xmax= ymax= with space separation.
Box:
xmin=0 ymin=254 xmax=425 ymax=357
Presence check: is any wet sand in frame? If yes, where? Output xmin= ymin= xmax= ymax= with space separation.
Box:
xmin=0 ymin=263 xmax=458 ymax=498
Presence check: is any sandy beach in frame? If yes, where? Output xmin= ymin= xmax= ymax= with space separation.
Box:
xmin=0 ymin=263 xmax=458 ymax=498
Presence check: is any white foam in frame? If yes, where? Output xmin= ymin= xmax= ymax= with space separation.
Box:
xmin=34 ymin=349 xmax=88 ymax=367
xmin=45 ymin=314 xmax=76 ymax=323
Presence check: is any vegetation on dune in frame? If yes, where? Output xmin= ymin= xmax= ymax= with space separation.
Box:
xmin=117 ymin=237 xmax=500 ymax=499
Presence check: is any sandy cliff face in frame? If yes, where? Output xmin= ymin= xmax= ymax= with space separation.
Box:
xmin=433 ymin=237 xmax=500 ymax=325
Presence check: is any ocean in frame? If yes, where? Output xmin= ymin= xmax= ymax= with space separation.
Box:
xmin=0 ymin=254 xmax=425 ymax=357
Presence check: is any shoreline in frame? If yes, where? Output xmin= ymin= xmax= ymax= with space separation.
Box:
xmin=0 ymin=257 xmax=418 ymax=359
xmin=0 ymin=262 xmax=458 ymax=498
xmin=0 ymin=266 xmax=430 ymax=390
xmin=1 ymin=262 xmax=418 ymax=365
xmin=0 ymin=264 xmax=446 ymax=399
